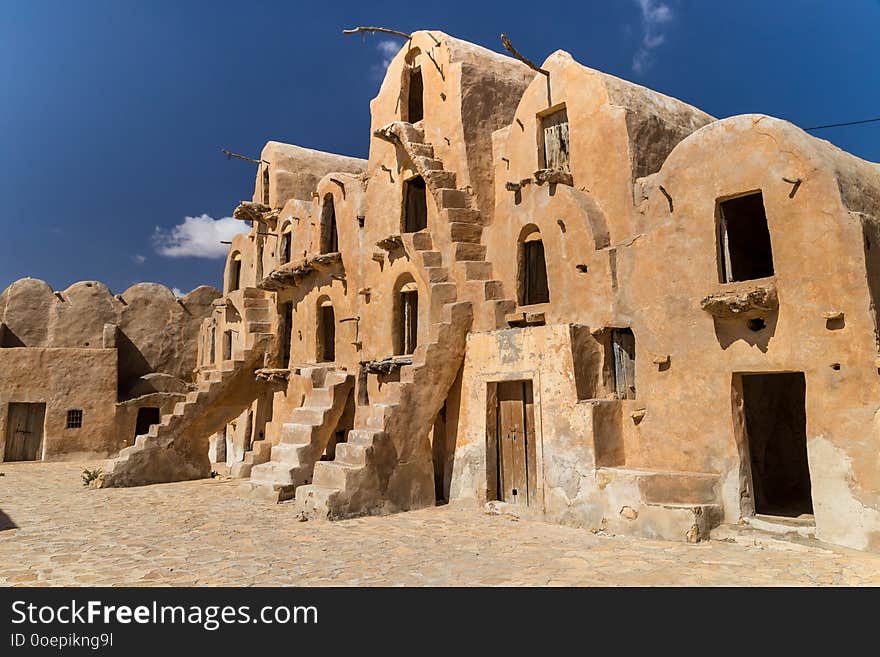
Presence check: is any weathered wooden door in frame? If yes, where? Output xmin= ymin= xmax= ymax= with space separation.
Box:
xmin=4 ymin=402 xmax=45 ymax=461
xmin=611 ymin=328 xmax=636 ymax=400
xmin=541 ymin=108 xmax=570 ymax=172
xmin=495 ymin=381 xmax=538 ymax=506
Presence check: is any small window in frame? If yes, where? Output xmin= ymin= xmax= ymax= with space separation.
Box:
xmin=66 ymin=409 xmax=83 ymax=429
xmin=519 ymin=229 xmax=550 ymax=306
xmin=279 ymin=231 xmax=291 ymax=264
xmin=539 ymin=107 xmax=570 ymax=172
xmin=396 ymin=282 xmax=419 ymax=355
xmin=404 ymin=176 xmax=427 ymax=233
xmin=228 ymin=253 xmax=242 ymax=292
xmin=320 ymin=194 xmax=338 ymax=254
xmin=717 ymin=192 xmax=775 ymax=283
xmin=611 ymin=328 xmax=636 ymax=400
xmin=407 ymin=66 xmax=424 ymax=123
xmin=209 ymin=325 xmax=216 ymax=364
xmin=262 ymin=165 xmax=270 ymax=205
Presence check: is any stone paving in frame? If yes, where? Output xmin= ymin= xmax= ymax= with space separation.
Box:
xmin=1 ymin=461 xmax=878 ymax=586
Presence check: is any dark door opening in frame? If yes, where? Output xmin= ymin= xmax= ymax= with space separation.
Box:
xmin=718 ymin=192 xmax=775 ymax=283
xmin=318 ymin=303 xmax=336 ymax=362
xmin=320 ymin=194 xmax=338 ymax=253
xmin=407 ymin=67 xmax=424 ymax=123
xmin=404 ymin=177 xmax=427 ymax=233
xmin=488 ymin=381 xmax=538 ymax=507
xmin=4 ymin=402 xmax=45 ymax=461
xmin=397 ymin=285 xmax=418 ymax=355
xmin=520 ymin=235 xmax=549 ymax=305
xmin=741 ymin=372 xmax=813 ymax=517
xmin=134 ymin=407 xmax=160 ymax=438
xmin=280 ymin=302 xmax=293 ymax=367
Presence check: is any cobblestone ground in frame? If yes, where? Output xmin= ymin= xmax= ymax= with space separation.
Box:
xmin=1 ymin=461 xmax=879 ymax=586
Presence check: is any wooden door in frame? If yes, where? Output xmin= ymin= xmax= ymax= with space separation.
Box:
xmin=495 ymin=381 xmax=538 ymax=506
xmin=4 ymin=402 xmax=45 ymax=461
xmin=611 ymin=329 xmax=636 ymax=400
xmin=541 ymin=108 xmax=570 ymax=172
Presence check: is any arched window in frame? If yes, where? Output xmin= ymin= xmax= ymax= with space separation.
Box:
xmin=316 ymin=299 xmax=335 ymax=362
xmin=403 ymin=176 xmax=427 ymax=233
xmin=227 ymin=252 xmax=242 ymax=292
xmin=519 ymin=227 xmax=549 ymax=305
xmin=320 ymin=193 xmax=338 ymax=254
xmin=395 ymin=280 xmax=419 ymax=355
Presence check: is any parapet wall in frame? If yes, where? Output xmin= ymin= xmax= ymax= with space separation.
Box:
xmin=0 ymin=279 xmax=220 ymax=392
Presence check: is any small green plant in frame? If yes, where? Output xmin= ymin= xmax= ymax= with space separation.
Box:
xmin=81 ymin=468 xmax=102 ymax=487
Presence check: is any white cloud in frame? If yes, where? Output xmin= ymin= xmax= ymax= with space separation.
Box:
xmin=131 ymin=254 xmax=146 ymax=265
xmin=370 ymin=39 xmax=403 ymax=79
xmin=171 ymin=287 xmax=184 ymax=298
xmin=377 ymin=40 xmax=400 ymax=69
xmin=632 ymin=0 xmax=674 ymax=73
xmin=153 ymin=214 xmax=249 ymax=258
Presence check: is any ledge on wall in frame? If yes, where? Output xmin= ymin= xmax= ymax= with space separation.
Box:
xmin=699 ymin=281 xmax=778 ymax=320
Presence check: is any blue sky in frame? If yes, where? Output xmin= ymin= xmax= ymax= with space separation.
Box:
xmin=2 ymin=0 xmax=879 ymax=294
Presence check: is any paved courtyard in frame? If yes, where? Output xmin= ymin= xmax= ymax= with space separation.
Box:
xmin=1 ymin=461 xmax=878 ymax=586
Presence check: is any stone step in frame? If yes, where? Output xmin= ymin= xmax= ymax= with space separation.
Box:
xmin=280 ymin=423 xmax=315 ymax=445
xmin=409 ymin=142 xmax=434 ymax=158
xmin=454 ymin=243 xmax=486 ymax=262
xmin=419 ymin=250 xmax=442 ymax=268
xmin=244 ymin=307 xmax=272 ymax=322
xmin=424 ymin=170 xmax=456 ymax=189
xmin=334 ymin=442 xmax=368 ymax=467
xmin=269 ymin=442 xmax=309 ymax=463
xmin=423 ymin=267 xmax=449 ymax=283
xmin=246 ymin=321 xmax=272 ymax=334
xmin=294 ymin=484 xmax=337 ymax=519
xmin=415 ymin=156 xmax=443 ymax=171
xmin=438 ymin=188 xmax=468 ymax=209
xmin=312 ymin=460 xmax=359 ymax=489
xmin=429 ymin=282 xmax=458 ymax=304
xmin=445 ymin=208 xmax=481 ymax=224
xmin=411 ymin=231 xmax=433 ymax=251
xmin=460 ymin=260 xmax=493 ymax=280
xmin=307 ymin=387 xmax=332 ymax=407
xmin=449 ymin=223 xmax=482 ymax=243
xmin=290 ymin=406 xmax=327 ymax=426
xmin=346 ymin=428 xmax=384 ymax=446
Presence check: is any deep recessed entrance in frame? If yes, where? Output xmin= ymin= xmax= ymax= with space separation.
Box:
xmin=740 ymin=372 xmax=813 ymax=518
xmin=134 ymin=407 xmax=160 ymax=438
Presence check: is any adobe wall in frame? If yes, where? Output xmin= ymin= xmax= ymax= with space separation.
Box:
xmin=617 ymin=115 xmax=880 ymax=550
xmin=0 ymin=348 xmax=118 ymax=460
xmin=0 ymin=279 xmax=220 ymax=395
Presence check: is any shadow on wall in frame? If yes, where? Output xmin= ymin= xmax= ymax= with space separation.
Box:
xmin=0 ymin=509 xmax=17 ymax=531
xmin=0 ymin=325 xmax=25 ymax=347
xmin=115 ymin=329 xmax=154 ymax=394
xmin=712 ymin=312 xmax=778 ymax=353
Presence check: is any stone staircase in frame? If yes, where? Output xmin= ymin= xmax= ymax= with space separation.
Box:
xmin=294 ymin=121 xmax=519 ymax=519
xmin=245 ymin=366 xmax=354 ymax=502
xmin=373 ymin=121 xmax=516 ymax=330
xmin=96 ymin=291 xmax=274 ymax=488
xmin=294 ymin=299 xmax=472 ymax=519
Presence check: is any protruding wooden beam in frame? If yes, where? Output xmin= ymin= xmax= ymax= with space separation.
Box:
xmin=343 ymin=26 xmax=411 ymax=39
xmin=500 ymin=33 xmax=549 ymax=76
